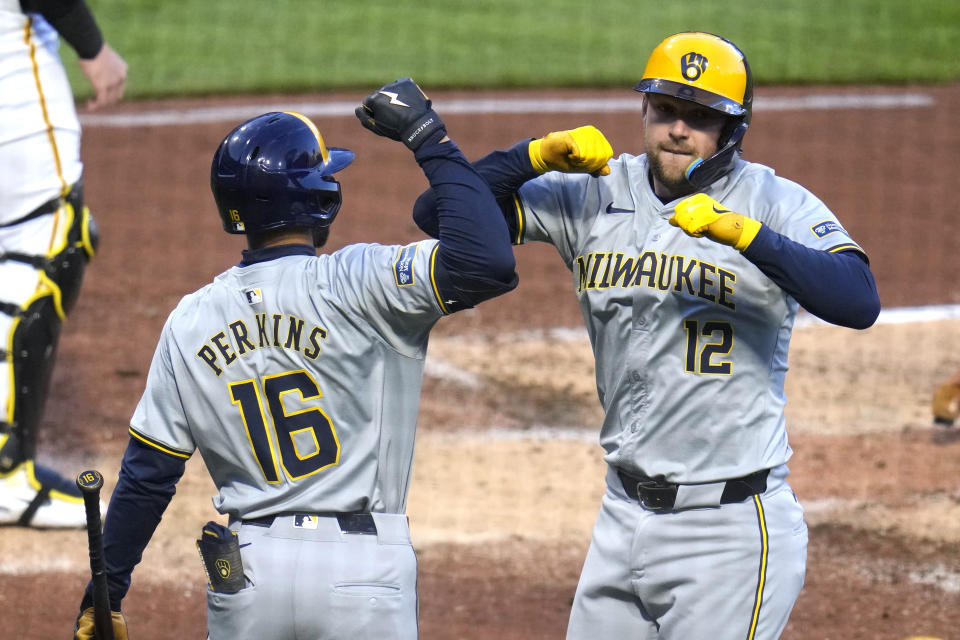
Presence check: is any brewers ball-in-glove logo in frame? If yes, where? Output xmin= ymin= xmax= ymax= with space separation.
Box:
xmin=681 ymin=52 xmax=709 ymax=80
xmin=215 ymin=558 xmax=232 ymax=579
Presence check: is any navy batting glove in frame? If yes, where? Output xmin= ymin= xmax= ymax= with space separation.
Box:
xmin=355 ymin=77 xmax=446 ymax=150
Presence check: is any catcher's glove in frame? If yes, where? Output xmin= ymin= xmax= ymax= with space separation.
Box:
xmin=355 ymin=77 xmax=446 ymax=150
xmin=74 ymin=606 xmax=128 ymax=640
xmin=932 ymin=376 xmax=960 ymax=426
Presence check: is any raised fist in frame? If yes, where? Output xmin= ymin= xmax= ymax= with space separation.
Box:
xmin=529 ymin=125 xmax=613 ymax=176
xmin=355 ymin=78 xmax=446 ymax=150
xmin=670 ymin=193 xmax=762 ymax=252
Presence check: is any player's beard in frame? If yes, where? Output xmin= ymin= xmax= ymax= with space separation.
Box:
xmin=647 ymin=146 xmax=697 ymax=198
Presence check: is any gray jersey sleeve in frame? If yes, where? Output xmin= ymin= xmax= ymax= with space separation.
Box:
xmin=514 ymin=171 xmax=600 ymax=266
xmin=322 ymin=239 xmax=447 ymax=356
xmin=514 ymin=155 xmax=643 ymax=268
xmin=128 ymin=312 xmax=195 ymax=458
xmin=717 ymin=162 xmax=866 ymax=257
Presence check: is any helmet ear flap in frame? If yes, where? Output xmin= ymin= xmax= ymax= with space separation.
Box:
xmin=684 ymin=121 xmax=748 ymax=190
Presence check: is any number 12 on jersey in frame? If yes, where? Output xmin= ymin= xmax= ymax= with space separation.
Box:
xmin=229 ymin=370 xmax=340 ymax=482
xmin=682 ymin=319 xmax=733 ymax=375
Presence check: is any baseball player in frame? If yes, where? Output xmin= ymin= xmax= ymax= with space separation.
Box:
xmin=412 ymin=32 xmax=881 ymax=639
xmin=0 ymin=0 xmax=126 ymax=527
xmin=72 ymin=78 xmax=517 ymax=640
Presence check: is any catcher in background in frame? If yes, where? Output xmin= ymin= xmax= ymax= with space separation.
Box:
xmin=412 ymin=31 xmax=880 ymax=640
xmin=0 ymin=0 xmax=126 ymax=528
xmin=933 ymin=371 xmax=960 ymax=426
xmin=73 ymin=79 xmax=517 ymax=639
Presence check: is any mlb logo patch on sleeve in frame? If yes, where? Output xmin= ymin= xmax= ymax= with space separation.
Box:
xmin=811 ymin=220 xmax=844 ymax=238
xmin=394 ymin=244 xmax=418 ymax=287
xmin=244 ymin=288 xmax=263 ymax=304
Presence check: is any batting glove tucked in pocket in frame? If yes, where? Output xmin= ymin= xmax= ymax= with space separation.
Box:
xmin=196 ymin=521 xmax=246 ymax=594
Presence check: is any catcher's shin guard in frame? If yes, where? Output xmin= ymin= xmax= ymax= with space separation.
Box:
xmin=0 ymin=185 xmax=97 ymax=471
xmin=1 ymin=294 xmax=64 ymax=470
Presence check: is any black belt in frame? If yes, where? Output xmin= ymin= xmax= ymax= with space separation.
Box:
xmin=618 ymin=469 xmax=769 ymax=512
xmin=242 ymin=512 xmax=378 ymax=534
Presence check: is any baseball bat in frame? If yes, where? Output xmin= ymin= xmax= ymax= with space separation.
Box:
xmin=76 ymin=469 xmax=115 ymax=640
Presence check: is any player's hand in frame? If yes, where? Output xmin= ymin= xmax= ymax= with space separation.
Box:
xmin=77 ymin=43 xmax=128 ymax=112
xmin=669 ymin=193 xmax=761 ymax=251
xmin=355 ymin=78 xmax=447 ymax=150
xmin=932 ymin=375 xmax=960 ymax=426
xmin=73 ymin=606 xmax=129 ymax=640
xmin=528 ymin=126 xmax=613 ymax=176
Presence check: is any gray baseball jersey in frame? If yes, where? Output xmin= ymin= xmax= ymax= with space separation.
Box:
xmin=510 ymin=151 xmax=870 ymax=639
xmin=515 ymin=153 xmax=864 ymax=483
xmin=130 ymin=241 xmax=447 ymax=520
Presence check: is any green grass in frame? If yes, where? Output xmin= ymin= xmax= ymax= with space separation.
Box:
xmin=62 ymin=0 xmax=960 ymax=100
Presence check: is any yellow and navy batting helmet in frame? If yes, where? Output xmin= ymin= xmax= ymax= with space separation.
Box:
xmin=635 ymin=32 xmax=754 ymax=188
xmin=635 ymin=31 xmax=753 ymax=124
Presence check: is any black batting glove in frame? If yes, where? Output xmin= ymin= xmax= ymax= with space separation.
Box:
xmin=355 ymin=77 xmax=446 ymax=150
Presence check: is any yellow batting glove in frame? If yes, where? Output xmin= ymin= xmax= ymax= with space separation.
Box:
xmin=74 ymin=607 xmax=129 ymax=640
xmin=529 ymin=125 xmax=612 ymax=176
xmin=932 ymin=376 xmax=960 ymax=426
xmin=669 ymin=193 xmax=762 ymax=251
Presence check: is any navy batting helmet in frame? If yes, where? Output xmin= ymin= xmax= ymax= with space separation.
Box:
xmin=211 ymin=111 xmax=354 ymax=242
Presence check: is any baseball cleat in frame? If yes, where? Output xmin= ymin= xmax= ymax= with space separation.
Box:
xmin=0 ymin=460 xmax=102 ymax=528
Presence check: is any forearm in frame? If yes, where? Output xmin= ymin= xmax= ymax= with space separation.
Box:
xmin=474 ymin=140 xmax=541 ymax=197
xmin=81 ymin=437 xmax=185 ymax=611
xmin=414 ymin=134 xmax=518 ymax=308
xmin=21 ymin=0 xmax=103 ymax=59
xmin=413 ymin=139 xmax=536 ymax=240
xmin=743 ymin=225 xmax=880 ymax=329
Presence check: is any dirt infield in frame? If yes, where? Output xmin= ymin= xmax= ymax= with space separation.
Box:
xmin=4 ymin=85 xmax=960 ymax=639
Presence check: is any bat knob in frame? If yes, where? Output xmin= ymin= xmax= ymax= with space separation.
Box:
xmin=76 ymin=469 xmax=104 ymax=494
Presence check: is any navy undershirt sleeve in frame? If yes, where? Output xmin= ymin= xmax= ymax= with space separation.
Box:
xmin=413 ymin=131 xmax=518 ymax=310
xmin=22 ymin=0 xmax=104 ymax=59
xmin=80 ymin=436 xmax=186 ymax=612
xmin=743 ymin=225 xmax=880 ymax=329
xmin=413 ymin=140 xmax=534 ymax=242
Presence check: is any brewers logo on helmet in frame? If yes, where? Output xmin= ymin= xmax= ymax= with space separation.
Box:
xmin=635 ymin=32 xmax=754 ymax=188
